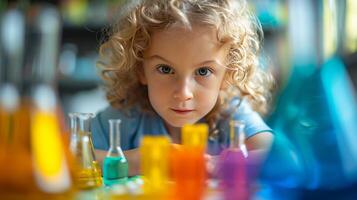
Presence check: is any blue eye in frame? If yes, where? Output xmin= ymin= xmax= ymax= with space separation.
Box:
xmin=196 ymin=67 xmax=212 ymax=76
xmin=157 ymin=65 xmax=174 ymax=74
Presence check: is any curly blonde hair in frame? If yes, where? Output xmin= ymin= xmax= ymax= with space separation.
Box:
xmin=98 ymin=0 xmax=274 ymax=126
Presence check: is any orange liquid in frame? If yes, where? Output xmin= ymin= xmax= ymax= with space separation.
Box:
xmin=0 ymin=100 xmax=39 ymax=194
xmin=170 ymin=146 xmax=206 ymax=200
xmin=0 ymin=99 xmax=74 ymax=198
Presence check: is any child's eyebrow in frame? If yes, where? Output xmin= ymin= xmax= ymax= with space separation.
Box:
xmin=144 ymin=54 xmax=225 ymax=68
xmin=196 ymin=60 xmax=225 ymax=68
xmin=144 ymin=55 xmax=173 ymax=65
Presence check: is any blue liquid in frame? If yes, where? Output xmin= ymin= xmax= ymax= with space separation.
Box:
xmin=264 ymin=58 xmax=357 ymax=190
xmin=103 ymin=156 xmax=128 ymax=186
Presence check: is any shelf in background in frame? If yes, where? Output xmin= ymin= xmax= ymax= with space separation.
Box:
xmin=58 ymin=77 xmax=101 ymax=94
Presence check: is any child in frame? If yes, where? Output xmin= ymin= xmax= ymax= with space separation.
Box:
xmin=92 ymin=0 xmax=274 ymax=176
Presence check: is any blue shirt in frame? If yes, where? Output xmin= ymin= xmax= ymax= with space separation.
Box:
xmin=91 ymin=99 xmax=273 ymax=155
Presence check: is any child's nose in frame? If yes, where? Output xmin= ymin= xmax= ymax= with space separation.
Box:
xmin=173 ymin=78 xmax=194 ymax=101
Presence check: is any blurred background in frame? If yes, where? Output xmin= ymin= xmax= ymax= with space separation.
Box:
xmin=1 ymin=0 xmax=355 ymax=116
xmin=3 ymin=0 xmax=289 ymax=117
xmin=1 ymin=0 xmax=357 ymax=199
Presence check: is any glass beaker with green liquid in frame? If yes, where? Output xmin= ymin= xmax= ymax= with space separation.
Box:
xmin=69 ymin=112 xmax=102 ymax=189
xmin=103 ymin=119 xmax=128 ymax=186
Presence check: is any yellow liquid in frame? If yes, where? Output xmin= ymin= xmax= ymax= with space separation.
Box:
xmin=75 ymin=161 xmax=102 ymax=189
xmin=1 ymin=100 xmax=74 ymax=199
xmin=140 ymin=136 xmax=170 ymax=194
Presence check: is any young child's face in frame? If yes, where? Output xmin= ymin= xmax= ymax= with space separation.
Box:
xmin=141 ymin=25 xmax=229 ymax=128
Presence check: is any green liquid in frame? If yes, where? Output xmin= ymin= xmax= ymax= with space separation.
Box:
xmin=103 ymin=156 xmax=128 ymax=186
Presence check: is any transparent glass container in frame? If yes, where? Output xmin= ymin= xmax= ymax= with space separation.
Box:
xmin=1 ymin=7 xmax=73 ymax=198
xmin=103 ymin=119 xmax=128 ymax=186
xmin=218 ymin=120 xmax=249 ymax=200
xmin=68 ymin=112 xmax=102 ymax=189
xmin=229 ymin=120 xmax=248 ymax=157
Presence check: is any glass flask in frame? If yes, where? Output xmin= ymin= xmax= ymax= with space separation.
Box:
xmin=31 ymin=85 xmax=72 ymax=193
xmin=1 ymin=5 xmax=73 ymax=198
xmin=218 ymin=120 xmax=249 ymax=200
xmin=103 ymin=119 xmax=128 ymax=186
xmin=69 ymin=112 xmax=102 ymax=189
xmin=29 ymin=5 xmax=72 ymax=194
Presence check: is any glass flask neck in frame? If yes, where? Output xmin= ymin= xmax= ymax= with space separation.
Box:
xmin=68 ymin=112 xmax=94 ymax=135
xmin=68 ymin=113 xmax=79 ymax=135
xmin=229 ymin=120 xmax=248 ymax=157
xmin=69 ymin=112 xmax=93 ymax=132
xmin=68 ymin=112 xmax=94 ymax=154
xmin=78 ymin=113 xmax=94 ymax=133
xmin=107 ymin=119 xmax=124 ymax=157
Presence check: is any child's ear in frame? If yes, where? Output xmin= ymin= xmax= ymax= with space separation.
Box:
xmin=137 ymin=66 xmax=147 ymax=85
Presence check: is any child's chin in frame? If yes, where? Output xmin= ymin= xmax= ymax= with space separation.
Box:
xmin=166 ymin=119 xmax=198 ymax=128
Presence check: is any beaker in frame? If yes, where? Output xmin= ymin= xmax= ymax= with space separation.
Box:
xmin=69 ymin=112 xmax=102 ymax=189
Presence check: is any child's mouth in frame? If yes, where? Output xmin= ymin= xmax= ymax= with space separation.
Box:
xmin=171 ymin=108 xmax=194 ymax=114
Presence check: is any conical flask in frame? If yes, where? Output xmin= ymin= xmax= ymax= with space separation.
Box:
xmin=29 ymin=5 xmax=73 ymax=194
xmin=218 ymin=120 xmax=249 ymax=200
xmin=0 ymin=7 xmax=25 ymax=156
xmin=69 ymin=112 xmax=102 ymax=189
xmin=0 ymin=8 xmax=37 ymax=195
xmin=103 ymin=119 xmax=128 ymax=186
xmin=1 ymin=5 xmax=73 ymax=197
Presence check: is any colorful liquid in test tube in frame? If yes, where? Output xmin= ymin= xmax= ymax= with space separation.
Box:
xmin=171 ymin=124 xmax=208 ymax=200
